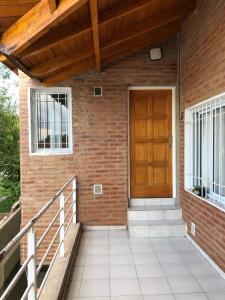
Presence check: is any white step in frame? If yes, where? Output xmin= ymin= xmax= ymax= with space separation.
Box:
xmin=128 ymin=205 xmax=182 ymax=221
xmin=129 ymin=198 xmax=176 ymax=207
xmin=128 ymin=219 xmax=186 ymax=238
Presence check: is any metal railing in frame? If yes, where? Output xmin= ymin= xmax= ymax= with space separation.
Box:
xmin=0 ymin=175 xmax=78 ymax=300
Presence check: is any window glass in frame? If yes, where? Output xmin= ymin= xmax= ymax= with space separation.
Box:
xmin=30 ymin=89 xmax=71 ymax=154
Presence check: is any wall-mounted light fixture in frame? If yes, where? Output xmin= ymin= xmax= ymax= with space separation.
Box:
xmin=149 ymin=47 xmax=162 ymax=61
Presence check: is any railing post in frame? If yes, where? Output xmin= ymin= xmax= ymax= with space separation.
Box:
xmin=60 ymin=192 xmax=65 ymax=257
xmin=72 ymin=178 xmax=77 ymax=224
xmin=27 ymin=228 xmax=37 ymax=300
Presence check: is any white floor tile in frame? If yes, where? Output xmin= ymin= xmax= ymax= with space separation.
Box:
xmin=110 ymin=254 xmax=134 ymax=265
xmin=110 ymin=278 xmax=141 ymax=296
xmin=157 ymin=252 xmax=182 ymax=263
xmin=133 ymin=253 xmax=158 ymax=264
xmin=195 ymin=275 xmax=225 ymax=292
xmin=144 ymin=296 xmax=175 ymax=300
xmin=136 ymin=263 xmax=164 ymax=277
xmin=79 ymin=279 xmax=110 ymax=297
xmin=129 ymin=238 xmax=151 ymax=244
xmin=171 ymin=241 xmax=196 ymax=252
xmin=110 ymin=244 xmax=131 ymax=254
xmin=140 ymin=277 xmax=172 ymax=295
xmin=85 ymin=254 xmax=109 ymax=266
xmin=131 ymin=244 xmax=154 ymax=253
xmin=71 ymin=298 xmax=110 ymax=300
xmin=66 ymin=230 xmax=225 ymax=300
xmin=206 ymin=291 xmax=225 ymax=299
xmin=110 ymin=264 xmax=137 ymax=278
xmin=161 ymin=263 xmax=191 ymax=277
xmin=151 ymin=242 xmax=175 ymax=252
xmin=174 ymin=293 xmax=208 ymax=300
xmin=109 ymin=237 xmax=130 ymax=245
xmin=83 ymin=265 xmax=109 ymax=279
xmin=86 ymin=245 xmax=109 ymax=254
xmin=167 ymin=276 xmax=202 ymax=293
xmin=111 ymin=296 xmax=142 ymax=300
xmin=179 ymin=251 xmax=206 ymax=263
xmin=186 ymin=262 xmax=218 ymax=276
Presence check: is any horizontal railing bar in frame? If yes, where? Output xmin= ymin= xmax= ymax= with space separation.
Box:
xmin=36 ymin=224 xmax=63 ymax=275
xmin=20 ymin=283 xmax=34 ymax=300
xmin=36 ymin=208 xmax=62 ymax=249
xmin=0 ymin=255 xmax=33 ymax=300
xmin=0 ymin=174 xmax=77 ymax=262
xmin=64 ymin=189 xmax=75 ymax=206
xmin=37 ymin=239 xmax=63 ymax=299
xmin=64 ymin=201 xmax=74 ymax=220
xmin=65 ymin=211 xmax=76 ymax=235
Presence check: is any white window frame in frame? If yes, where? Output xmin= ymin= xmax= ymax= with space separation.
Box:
xmin=185 ymin=92 xmax=225 ymax=212
xmin=28 ymin=87 xmax=73 ymax=155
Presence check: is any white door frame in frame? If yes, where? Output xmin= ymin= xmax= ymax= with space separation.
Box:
xmin=128 ymin=86 xmax=177 ymax=199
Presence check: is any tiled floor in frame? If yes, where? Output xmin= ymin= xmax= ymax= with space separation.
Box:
xmin=66 ymin=230 xmax=225 ymax=300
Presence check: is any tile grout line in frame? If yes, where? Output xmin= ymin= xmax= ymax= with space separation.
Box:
xmin=129 ymin=232 xmax=146 ymax=300
xmin=152 ymin=237 xmax=176 ymax=299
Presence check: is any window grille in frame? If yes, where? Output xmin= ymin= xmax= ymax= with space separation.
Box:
xmin=30 ymin=88 xmax=72 ymax=154
xmin=185 ymin=93 xmax=225 ymax=210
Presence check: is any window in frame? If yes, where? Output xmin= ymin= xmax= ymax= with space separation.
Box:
xmin=29 ymin=88 xmax=72 ymax=154
xmin=185 ymin=93 xmax=225 ymax=210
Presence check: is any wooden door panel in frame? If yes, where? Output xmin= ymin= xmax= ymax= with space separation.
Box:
xmin=130 ymin=89 xmax=172 ymax=198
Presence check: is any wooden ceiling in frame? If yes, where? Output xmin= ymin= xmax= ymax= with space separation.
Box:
xmin=0 ymin=0 xmax=196 ymax=85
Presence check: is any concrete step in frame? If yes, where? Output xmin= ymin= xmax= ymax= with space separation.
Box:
xmin=128 ymin=219 xmax=186 ymax=238
xmin=129 ymin=198 xmax=176 ymax=207
xmin=128 ymin=204 xmax=182 ymax=221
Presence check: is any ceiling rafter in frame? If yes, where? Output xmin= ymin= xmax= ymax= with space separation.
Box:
xmin=20 ymin=0 xmax=158 ymax=59
xmin=42 ymin=20 xmax=181 ymax=85
xmin=48 ymin=0 xmax=57 ymax=13
xmin=0 ymin=0 xmax=88 ymax=57
xmin=31 ymin=1 xmax=193 ymax=77
xmin=89 ymin=0 xmax=101 ymax=71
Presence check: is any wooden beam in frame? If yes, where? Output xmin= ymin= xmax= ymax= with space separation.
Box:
xmin=89 ymin=0 xmax=101 ymax=71
xmin=32 ymin=0 xmax=192 ymax=77
xmin=0 ymin=0 xmax=87 ymax=56
xmin=41 ymin=20 xmax=180 ymax=85
xmin=0 ymin=50 xmax=37 ymax=79
xmin=21 ymin=0 xmax=158 ymax=58
xmin=48 ymin=0 xmax=57 ymax=13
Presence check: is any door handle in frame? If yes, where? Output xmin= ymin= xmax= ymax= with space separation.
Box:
xmin=169 ymin=136 xmax=173 ymax=148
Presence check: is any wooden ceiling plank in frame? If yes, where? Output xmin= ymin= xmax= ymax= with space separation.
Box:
xmin=31 ymin=1 xmax=193 ymax=77
xmin=42 ymin=21 xmax=179 ymax=85
xmin=43 ymin=60 xmax=95 ymax=85
xmin=89 ymin=0 xmax=101 ymax=71
xmin=48 ymin=0 xmax=57 ymax=13
xmin=31 ymin=46 xmax=93 ymax=75
xmin=40 ymin=20 xmax=180 ymax=85
xmin=21 ymin=0 xmax=160 ymax=58
xmin=0 ymin=0 xmax=88 ymax=56
xmin=102 ymin=1 xmax=194 ymax=49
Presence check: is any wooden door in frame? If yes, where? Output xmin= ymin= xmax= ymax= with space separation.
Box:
xmin=130 ymin=90 xmax=173 ymax=198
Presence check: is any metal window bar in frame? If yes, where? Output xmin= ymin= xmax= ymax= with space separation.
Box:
xmin=32 ymin=91 xmax=70 ymax=151
xmin=185 ymin=93 xmax=225 ymax=210
xmin=0 ymin=175 xmax=78 ymax=300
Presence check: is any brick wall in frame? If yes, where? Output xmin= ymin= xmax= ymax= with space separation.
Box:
xmin=19 ymin=36 xmax=178 ymax=259
xmin=180 ymin=0 xmax=225 ymax=271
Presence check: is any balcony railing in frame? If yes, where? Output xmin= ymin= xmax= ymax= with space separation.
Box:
xmin=0 ymin=175 xmax=78 ymax=300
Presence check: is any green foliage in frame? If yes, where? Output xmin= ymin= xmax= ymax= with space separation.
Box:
xmin=0 ymin=64 xmax=19 ymax=212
